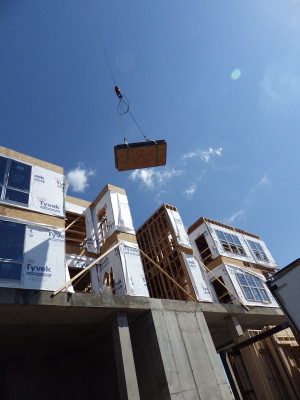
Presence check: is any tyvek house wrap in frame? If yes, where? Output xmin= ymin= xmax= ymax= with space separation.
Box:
xmin=96 ymin=242 xmax=149 ymax=297
xmin=23 ymin=225 xmax=65 ymax=291
xmin=166 ymin=209 xmax=191 ymax=247
xmin=92 ymin=190 xmax=135 ymax=250
xmin=182 ymin=253 xmax=213 ymax=302
xmin=29 ymin=165 xmax=65 ymax=217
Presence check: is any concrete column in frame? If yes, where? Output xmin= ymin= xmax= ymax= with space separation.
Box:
xmin=225 ymin=315 xmax=244 ymax=343
xmin=151 ymin=305 xmax=232 ymax=400
xmin=112 ymin=312 xmax=140 ymax=400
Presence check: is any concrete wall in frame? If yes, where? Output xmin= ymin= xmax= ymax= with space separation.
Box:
xmin=131 ymin=303 xmax=232 ymax=400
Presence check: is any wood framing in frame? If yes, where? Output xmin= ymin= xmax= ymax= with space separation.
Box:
xmin=65 ymin=211 xmax=87 ymax=249
xmin=136 ymin=204 xmax=197 ymax=301
xmin=230 ymin=327 xmax=300 ymax=399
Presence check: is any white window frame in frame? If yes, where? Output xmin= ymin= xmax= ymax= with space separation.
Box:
xmin=236 ymin=272 xmax=270 ymax=303
xmin=247 ymin=240 xmax=269 ymax=263
xmin=215 ymin=229 xmax=246 ymax=256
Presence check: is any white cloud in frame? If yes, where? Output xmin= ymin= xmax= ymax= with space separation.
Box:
xmin=66 ymin=164 xmax=95 ymax=192
xmin=260 ymin=67 xmax=300 ymax=110
xmin=129 ymin=167 xmax=183 ymax=190
xmin=183 ymin=183 xmax=197 ymax=199
xmin=182 ymin=147 xmax=222 ymax=163
xmin=250 ymin=173 xmax=270 ymax=194
xmin=154 ymin=190 xmax=167 ymax=204
xmin=201 ymin=147 xmax=223 ymax=163
xmin=224 ymin=210 xmax=244 ymax=225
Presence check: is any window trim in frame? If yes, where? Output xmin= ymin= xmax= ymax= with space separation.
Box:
xmin=215 ymin=229 xmax=246 ymax=256
xmin=236 ymin=272 xmax=270 ymax=303
xmin=0 ymin=156 xmax=32 ymax=207
xmin=247 ymin=239 xmax=269 ymax=263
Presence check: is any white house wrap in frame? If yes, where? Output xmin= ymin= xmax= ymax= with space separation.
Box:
xmin=182 ymin=253 xmax=213 ymax=302
xmin=29 ymin=166 xmax=65 ymax=217
xmin=96 ymin=242 xmax=149 ymax=297
xmin=166 ymin=209 xmax=191 ymax=247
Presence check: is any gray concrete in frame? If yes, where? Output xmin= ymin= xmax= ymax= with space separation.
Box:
xmin=0 ymin=288 xmax=288 ymax=399
xmin=225 ymin=316 xmax=244 ymax=343
xmin=113 ymin=312 xmax=140 ymax=400
xmin=151 ymin=307 xmax=232 ymax=400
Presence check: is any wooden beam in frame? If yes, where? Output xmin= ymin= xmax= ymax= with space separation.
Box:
xmin=139 ymin=249 xmax=197 ymax=302
xmin=52 ymin=241 xmax=121 ymax=297
xmin=65 ymin=214 xmax=83 ymax=232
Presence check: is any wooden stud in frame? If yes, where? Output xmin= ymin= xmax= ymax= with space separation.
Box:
xmin=52 ymin=241 xmax=121 ymax=297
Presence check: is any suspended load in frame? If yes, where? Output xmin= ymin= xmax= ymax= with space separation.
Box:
xmin=113 ymin=86 xmax=167 ymax=172
xmin=114 ymin=140 xmax=167 ymax=171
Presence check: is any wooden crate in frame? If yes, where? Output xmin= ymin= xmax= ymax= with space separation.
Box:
xmin=114 ymin=140 xmax=167 ymax=171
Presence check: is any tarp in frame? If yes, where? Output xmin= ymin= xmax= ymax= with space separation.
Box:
xmin=182 ymin=253 xmax=213 ymax=302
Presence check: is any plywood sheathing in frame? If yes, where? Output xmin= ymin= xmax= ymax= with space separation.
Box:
xmin=137 ymin=204 xmax=197 ymax=301
xmin=205 ymin=255 xmax=277 ymax=276
xmin=188 ymin=216 xmax=260 ymax=239
xmin=0 ymin=146 xmax=63 ymax=174
xmin=91 ymin=184 xmax=126 ymax=209
xmin=0 ymin=204 xmax=64 ymax=228
xmin=100 ymin=231 xmax=137 ymax=255
xmin=65 ymin=195 xmax=91 ymax=208
xmin=114 ymin=140 xmax=167 ymax=171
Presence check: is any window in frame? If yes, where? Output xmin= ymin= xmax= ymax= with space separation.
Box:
xmin=0 ymin=156 xmax=32 ymax=205
xmin=0 ymin=220 xmax=26 ymax=281
xmin=98 ymin=208 xmax=109 ymax=246
xmin=215 ymin=230 xmax=246 ymax=255
xmin=195 ymin=234 xmax=212 ymax=265
xmin=247 ymin=240 xmax=269 ymax=262
xmin=236 ymin=272 xmax=270 ymax=302
xmin=212 ymin=276 xmax=232 ymax=304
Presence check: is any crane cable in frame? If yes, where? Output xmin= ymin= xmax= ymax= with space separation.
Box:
xmin=91 ymin=9 xmax=151 ymax=144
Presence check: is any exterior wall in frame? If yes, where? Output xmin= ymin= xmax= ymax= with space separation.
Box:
xmin=137 ymin=204 xmax=213 ymax=302
xmin=0 ymin=149 xmax=66 ymax=218
xmin=65 ymin=186 xmax=148 ymax=297
xmin=90 ymin=185 xmax=135 ymax=253
xmin=189 ymin=220 xmax=278 ymax=270
xmin=210 ymin=263 xmax=278 ymax=308
xmin=188 ymin=220 xmax=218 ymax=261
xmin=0 ymin=148 xmax=66 ymax=291
xmin=0 ymin=216 xmax=65 ymax=291
xmin=92 ymin=241 xmax=149 ymax=297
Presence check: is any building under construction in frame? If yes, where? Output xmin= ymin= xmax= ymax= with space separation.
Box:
xmin=0 ymin=146 xmax=299 ymax=400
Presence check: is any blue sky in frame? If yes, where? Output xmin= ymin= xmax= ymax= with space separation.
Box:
xmin=1 ymin=0 xmax=300 ymax=268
